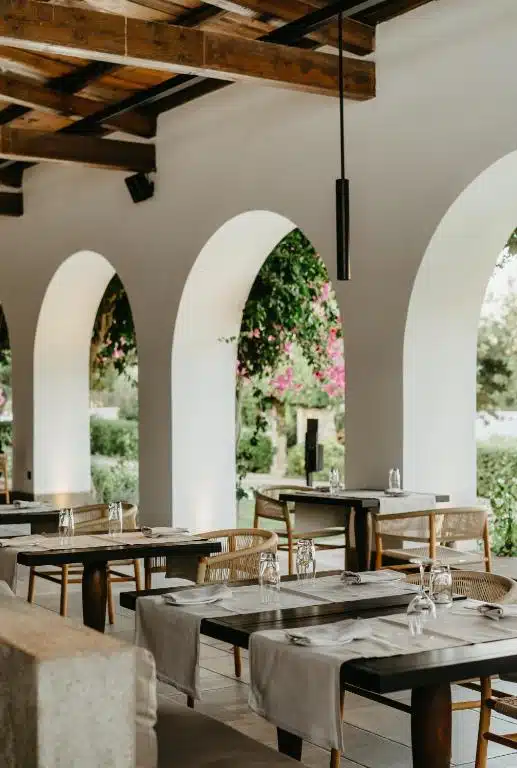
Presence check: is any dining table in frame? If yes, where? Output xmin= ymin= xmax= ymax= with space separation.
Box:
xmin=0 ymin=502 xmax=60 ymax=533
xmin=121 ymin=576 xmax=517 ymax=768
xmin=13 ymin=534 xmax=221 ymax=632
xmin=278 ymin=490 xmax=450 ymax=571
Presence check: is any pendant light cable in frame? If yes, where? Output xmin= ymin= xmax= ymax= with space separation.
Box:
xmin=338 ymin=10 xmax=346 ymax=181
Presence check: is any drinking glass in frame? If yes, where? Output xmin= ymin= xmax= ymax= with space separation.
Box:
xmin=406 ymin=558 xmax=436 ymax=635
xmin=259 ymin=552 xmax=280 ymax=604
xmin=296 ymin=539 xmax=316 ymax=581
xmin=430 ymin=562 xmax=453 ymax=605
xmin=329 ymin=467 xmax=340 ymax=495
xmin=108 ymin=501 xmax=123 ymax=536
xmin=388 ymin=468 xmax=401 ymax=492
xmin=58 ymin=508 xmax=74 ymax=543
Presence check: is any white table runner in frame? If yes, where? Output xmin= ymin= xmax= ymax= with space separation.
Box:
xmin=281 ymin=573 xmax=419 ymax=603
xmin=249 ymin=606 xmax=517 ymax=752
xmin=98 ymin=532 xmax=205 ymax=546
xmin=136 ymin=585 xmax=329 ymax=699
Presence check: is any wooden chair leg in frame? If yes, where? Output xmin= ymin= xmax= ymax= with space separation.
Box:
xmin=233 ymin=645 xmax=242 ymax=678
xmin=187 ymin=696 xmax=194 ymax=709
xmin=483 ymin=521 xmax=492 ymax=573
xmin=27 ymin=566 xmax=36 ymax=603
xmin=133 ymin=559 xmax=142 ymax=591
xmin=107 ymin=573 xmax=115 ymax=625
xmin=475 ymin=677 xmax=492 ymax=768
xmin=330 ymin=749 xmax=340 ymax=768
xmin=287 ymin=531 xmax=294 ymax=576
xmin=144 ymin=558 xmax=152 ymax=590
xmin=60 ymin=565 xmax=69 ymax=617
xmin=374 ymin=534 xmax=383 ymax=570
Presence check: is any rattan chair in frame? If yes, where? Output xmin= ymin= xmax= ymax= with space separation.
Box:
xmin=27 ymin=502 xmax=141 ymax=624
xmin=476 ymin=691 xmax=517 ymax=768
xmin=254 ymin=485 xmax=346 ymax=575
xmin=374 ymin=507 xmax=492 ymax=572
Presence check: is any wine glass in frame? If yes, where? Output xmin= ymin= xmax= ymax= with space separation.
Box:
xmin=296 ymin=539 xmax=316 ymax=581
xmin=58 ymin=508 xmax=74 ymax=544
xmin=108 ymin=501 xmax=123 ymax=536
xmin=259 ymin=552 xmax=280 ymax=604
xmin=430 ymin=562 xmax=453 ymax=606
xmin=388 ymin=468 xmax=401 ymax=492
xmin=407 ymin=558 xmax=436 ymax=635
xmin=329 ymin=467 xmax=340 ymax=495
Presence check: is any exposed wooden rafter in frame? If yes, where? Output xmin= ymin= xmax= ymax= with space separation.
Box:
xmin=0 ymin=1 xmax=375 ymax=100
xmin=0 ymin=128 xmax=156 ymax=172
xmin=207 ymin=0 xmax=375 ymax=55
xmin=0 ymin=191 xmax=23 ymax=216
xmin=0 ymin=72 xmax=155 ymax=137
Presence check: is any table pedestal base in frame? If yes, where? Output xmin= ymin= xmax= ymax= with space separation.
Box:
xmin=411 ymin=683 xmax=452 ymax=767
xmin=82 ymin=560 xmax=108 ymax=632
xmin=277 ymin=728 xmax=302 ymax=761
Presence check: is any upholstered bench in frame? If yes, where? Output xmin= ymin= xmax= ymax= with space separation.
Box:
xmin=156 ymin=698 xmax=299 ymax=767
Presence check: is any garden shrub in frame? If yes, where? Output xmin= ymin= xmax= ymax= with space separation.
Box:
xmin=237 ymin=432 xmax=274 ymax=474
xmin=91 ymin=460 xmax=138 ymax=504
xmin=287 ymin=440 xmax=344 ymax=480
xmin=0 ymin=421 xmax=12 ymax=450
xmin=477 ymin=443 xmax=517 ymax=556
xmin=90 ymin=417 xmax=138 ymax=459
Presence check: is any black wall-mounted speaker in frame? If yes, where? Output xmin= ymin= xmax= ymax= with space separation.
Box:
xmin=125 ymin=172 xmax=155 ymax=204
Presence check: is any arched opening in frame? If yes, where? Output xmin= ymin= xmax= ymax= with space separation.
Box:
xmin=34 ymin=251 xmax=138 ymax=506
xmin=172 ymin=211 xmax=343 ymax=532
xmin=404 ymin=150 xmax=517 ymax=503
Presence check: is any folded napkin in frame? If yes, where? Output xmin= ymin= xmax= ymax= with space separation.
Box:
xmin=477 ymin=603 xmax=517 ymax=621
xmin=163 ymin=584 xmax=232 ymax=606
xmin=286 ymin=620 xmax=372 ymax=647
xmin=341 ymin=570 xmax=403 ymax=585
xmin=141 ymin=526 xmax=189 ymax=539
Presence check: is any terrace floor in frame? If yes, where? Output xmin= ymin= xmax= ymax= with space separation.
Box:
xmin=11 ymin=544 xmax=517 ymax=768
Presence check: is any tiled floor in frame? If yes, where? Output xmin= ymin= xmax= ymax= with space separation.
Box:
xmin=12 ymin=551 xmax=517 ymax=768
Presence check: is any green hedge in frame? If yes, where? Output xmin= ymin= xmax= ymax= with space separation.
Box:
xmin=0 ymin=422 xmax=12 ymax=450
xmin=91 ymin=461 xmax=138 ymax=504
xmin=477 ymin=444 xmax=517 ymax=556
xmin=237 ymin=433 xmax=274 ymax=474
xmin=287 ymin=440 xmax=344 ymax=480
xmin=90 ymin=417 xmax=138 ymax=459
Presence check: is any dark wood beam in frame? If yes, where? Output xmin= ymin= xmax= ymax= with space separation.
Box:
xmin=0 ymin=1 xmax=375 ymax=100
xmin=0 ymin=190 xmax=23 ymax=216
xmin=0 ymin=128 xmax=155 ymax=172
xmin=353 ymin=0 xmax=434 ymax=25
xmin=208 ymin=0 xmax=375 ymax=55
xmin=0 ymin=72 xmax=155 ymax=137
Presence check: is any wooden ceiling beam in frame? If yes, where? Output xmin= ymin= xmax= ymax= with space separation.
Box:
xmin=0 ymin=72 xmax=155 ymax=137
xmin=0 ymin=1 xmax=375 ymax=100
xmin=209 ymin=0 xmax=375 ymax=55
xmin=0 ymin=190 xmax=23 ymax=216
xmin=0 ymin=128 xmax=155 ymax=172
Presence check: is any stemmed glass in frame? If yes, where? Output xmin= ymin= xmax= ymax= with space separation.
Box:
xmin=58 ymin=508 xmax=74 ymax=544
xmin=407 ymin=558 xmax=436 ymax=635
xmin=296 ymin=539 xmax=316 ymax=581
xmin=108 ymin=501 xmax=123 ymax=536
xmin=259 ymin=552 xmax=280 ymax=604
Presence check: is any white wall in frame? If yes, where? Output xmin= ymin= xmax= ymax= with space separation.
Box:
xmin=0 ymin=0 xmax=516 ymax=523
xmin=34 ymin=251 xmax=115 ymax=499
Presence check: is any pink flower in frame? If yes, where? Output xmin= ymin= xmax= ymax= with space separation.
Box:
xmin=284 ymin=341 xmax=293 ymax=356
xmin=320 ymin=282 xmax=331 ymax=302
xmin=253 ymin=328 xmax=261 ymax=338
xmin=268 ymin=335 xmax=275 ymax=342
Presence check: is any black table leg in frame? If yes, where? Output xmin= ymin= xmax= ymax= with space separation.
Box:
xmin=353 ymin=507 xmax=372 ymax=571
xmin=82 ymin=560 xmax=108 ymax=632
xmin=411 ymin=683 xmax=452 ymax=767
xmin=277 ymin=728 xmax=302 ymax=761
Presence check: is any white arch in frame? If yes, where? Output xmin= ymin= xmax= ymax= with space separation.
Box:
xmin=171 ymin=211 xmax=295 ymax=532
xmin=404 ymin=151 xmax=517 ymax=502
xmin=34 ymin=250 xmax=115 ymax=502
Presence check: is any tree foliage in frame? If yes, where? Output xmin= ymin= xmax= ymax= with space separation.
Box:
xmin=90 ymin=274 xmax=137 ymax=388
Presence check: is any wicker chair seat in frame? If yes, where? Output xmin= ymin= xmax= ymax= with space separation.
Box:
xmin=493 ymin=696 xmax=517 ymax=719
xmin=275 ymin=526 xmax=346 ymax=539
xmin=385 ymin=544 xmax=483 ymax=566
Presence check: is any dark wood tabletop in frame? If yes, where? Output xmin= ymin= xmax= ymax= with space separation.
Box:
xmin=16 ymin=539 xmax=220 ymax=567
xmin=0 ymin=504 xmax=60 ymax=527
xmin=278 ymin=490 xmax=450 ymax=506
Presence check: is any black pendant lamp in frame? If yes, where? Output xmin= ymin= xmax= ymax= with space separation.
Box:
xmin=335 ymin=11 xmax=350 ymax=281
